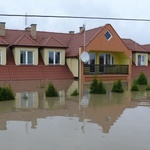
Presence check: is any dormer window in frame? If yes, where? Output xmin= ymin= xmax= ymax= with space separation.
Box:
xmin=104 ymin=30 xmax=112 ymax=41
xmin=20 ymin=51 xmax=33 ymax=65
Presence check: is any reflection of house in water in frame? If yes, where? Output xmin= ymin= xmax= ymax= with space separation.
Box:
xmin=15 ymin=92 xmax=39 ymax=108
xmin=0 ymin=91 xmax=137 ymax=133
xmin=131 ymin=90 xmax=150 ymax=106
xmin=1 ymin=80 xmax=150 ymax=132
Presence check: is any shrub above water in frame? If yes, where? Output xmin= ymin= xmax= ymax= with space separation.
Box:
xmin=97 ymin=80 xmax=106 ymax=94
xmin=90 ymin=77 xmax=106 ymax=94
xmin=111 ymin=79 xmax=124 ymax=93
xmin=131 ymin=80 xmax=139 ymax=91
xmin=0 ymin=86 xmax=15 ymax=101
xmin=138 ymin=72 xmax=147 ymax=85
xmin=45 ymin=83 xmax=58 ymax=97
xmin=90 ymin=77 xmax=98 ymax=94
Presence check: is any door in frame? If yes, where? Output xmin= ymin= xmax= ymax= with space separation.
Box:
xmin=89 ymin=53 xmax=95 ymax=72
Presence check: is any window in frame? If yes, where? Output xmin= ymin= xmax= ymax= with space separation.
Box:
xmin=88 ymin=52 xmax=96 ymax=72
xmin=138 ymin=55 xmax=146 ymax=66
xmin=104 ymin=30 xmax=112 ymax=41
xmin=0 ymin=51 xmax=2 ymax=64
xmin=49 ymin=51 xmax=60 ymax=65
xmin=100 ymin=53 xmax=114 ymax=65
xmin=20 ymin=51 xmax=33 ymax=65
xmin=99 ymin=53 xmax=114 ymax=72
xmin=21 ymin=92 xmax=34 ymax=108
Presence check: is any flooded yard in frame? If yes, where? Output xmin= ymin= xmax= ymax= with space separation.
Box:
xmin=0 ymin=80 xmax=150 ymax=150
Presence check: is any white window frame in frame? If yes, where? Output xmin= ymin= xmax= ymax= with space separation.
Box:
xmin=100 ymin=53 xmax=114 ymax=65
xmin=104 ymin=30 xmax=112 ymax=41
xmin=20 ymin=50 xmax=34 ymax=65
xmin=21 ymin=92 xmax=34 ymax=108
xmin=138 ymin=54 xmax=146 ymax=66
xmin=49 ymin=51 xmax=61 ymax=65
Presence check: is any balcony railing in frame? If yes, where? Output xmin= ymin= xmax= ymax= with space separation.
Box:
xmin=83 ymin=64 xmax=129 ymax=75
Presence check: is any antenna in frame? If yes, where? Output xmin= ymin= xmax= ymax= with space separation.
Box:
xmin=81 ymin=23 xmax=89 ymax=63
xmin=25 ymin=13 xmax=28 ymax=27
xmin=83 ymin=24 xmax=86 ymax=51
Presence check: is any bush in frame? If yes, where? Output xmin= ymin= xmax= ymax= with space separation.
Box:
xmin=90 ymin=77 xmax=98 ymax=94
xmin=138 ymin=72 xmax=148 ymax=85
xmin=131 ymin=80 xmax=139 ymax=91
xmin=90 ymin=77 xmax=106 ymax=94
xmin=0 ymin=86 xmax=15 ymax=101
xmin=97 ymin=80 xmax=106 ymax=94
xmin=145 ymin=85 xmax=150 ymax=90
xmin=71 ymin=89 xmax=79 ymax=96
xmin=46 ymin=83 xmax=58 ymax=97
xmin=111 ymin=79 xmax=124 ymax=93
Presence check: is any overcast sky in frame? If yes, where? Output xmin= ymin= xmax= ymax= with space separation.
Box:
xmin=0 ymin=0 xmax=150 ymax=44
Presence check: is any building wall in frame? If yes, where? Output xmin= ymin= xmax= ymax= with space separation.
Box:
xmin=40 ymin=48 xmax=65 ymax=65
xmin=66 ymin=58 xmax=78 ymax=77
xmin=13 ymin=47 xmax=38 ymax=65
xmin=0 ymin=46 xmax=6 ymax=65
xmin=80 ymin=24 xmax=132 ymax=82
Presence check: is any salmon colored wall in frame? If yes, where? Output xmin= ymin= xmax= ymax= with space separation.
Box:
xmin=86 ymin=24 xmax=131 ymax=58
xmin=80 ymin=24 xmax=132 ymax=82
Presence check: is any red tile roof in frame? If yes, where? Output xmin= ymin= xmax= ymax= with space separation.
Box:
xmin=142 ymin=44 xmax=150 ymax=52
xmin=0 ymin=25 xmax=105 ymax=57
xmin=0 ymin=65 xmax=74 ymax=81
xmin=40 ymin=36 xmax=67 ymax=48
xmin=12 ymin=34 xmax=39 ymax=47
xmin=66 ymin=26 xmax=104 ymax=57
xmin=122 ymin=39 xmax=147 ymax=52
xmin=0 ymin=37 xmax=8 ymax=46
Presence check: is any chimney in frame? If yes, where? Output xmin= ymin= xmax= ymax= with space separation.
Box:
xmin=31 ymin=24 xmax=37 ymax=39
xmin=79 ymin=26 xmax=85 ymax=33
xmin=69 ymin=31 xmax=75 ymax=34
xmin=25 ymin=26 xmax=31 ymax=31
xmin=0 ymin=22 xmax=5 ymax=36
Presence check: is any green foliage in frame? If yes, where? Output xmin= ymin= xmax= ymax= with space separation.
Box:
xmin=90 ymin=77 xmax=106 ymax=94
xmin=45 ymin=83 xmax=58 ymax=97
xmin=111 ymin=79 xmax=124 ymax=93
xmin=0 ymin=86 xmax=15 ymax=101
xmin=97 ymin=80 xmax=106 ymax=94
xmin=71 ymin=89 xmax=79 ymax=96
xmin=145 ymin=84 xmax=150 ymax=90
xmin=90 ymin=77 xmax=98 ymax=94
xmin=138 ymin=72 xmax=148 ymax=85
xmin=131 ymin=80 xmax=139 ymax=91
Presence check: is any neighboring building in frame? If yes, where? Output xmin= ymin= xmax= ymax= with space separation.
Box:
xmin=0 ymin=22 xmax=148 ymax=81
xmin=123 ymin=39 xmax=150 ymax=79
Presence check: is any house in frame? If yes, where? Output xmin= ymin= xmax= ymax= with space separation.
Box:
xmin=123 ymin=39 xmax=150 ymax=79
xmin=0 ymin=22 xmax=148 ymax=82
xmin=66 ymin=24 xmax=132 ymax=82
xmin=0 ymin=22 xmax=74 ymax=80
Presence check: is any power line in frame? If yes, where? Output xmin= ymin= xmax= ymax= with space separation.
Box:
xmin=0 ymin=13 xmax=150 ymax=22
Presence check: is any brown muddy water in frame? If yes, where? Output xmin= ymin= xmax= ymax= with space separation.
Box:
xmin=0 ymin=80 xmax=150 ymax=150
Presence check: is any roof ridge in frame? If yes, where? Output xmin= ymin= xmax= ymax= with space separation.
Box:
xmin=51 ymin=36 xmax=66 ymax=47
xmin=13 ymin=34 xmax=39 ymax=46
xmin=0 ymin=37 xmax=8 ymax=45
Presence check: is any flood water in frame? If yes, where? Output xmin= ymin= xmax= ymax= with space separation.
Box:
xmin=0 ymin=80 xmax=150 ymax=150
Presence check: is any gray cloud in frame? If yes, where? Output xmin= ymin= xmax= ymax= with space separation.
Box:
xmin=0 ymin=0 xmax=150 ymax=44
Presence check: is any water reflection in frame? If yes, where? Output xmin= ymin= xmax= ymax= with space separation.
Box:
xmin=0 ymin=80 xmax=150 ymax=150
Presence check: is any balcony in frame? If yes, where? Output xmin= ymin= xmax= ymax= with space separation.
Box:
xmin=83 ymin=64 xmax=129 ymax=75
